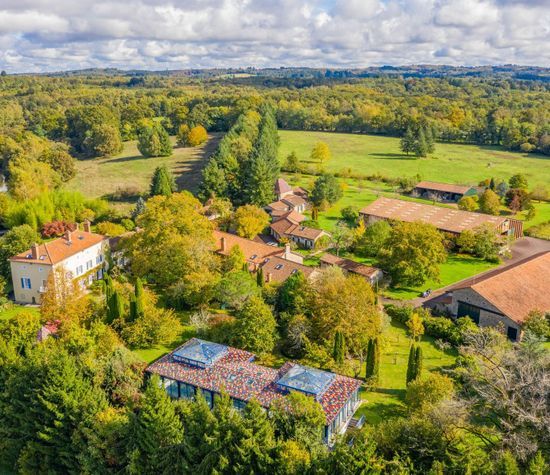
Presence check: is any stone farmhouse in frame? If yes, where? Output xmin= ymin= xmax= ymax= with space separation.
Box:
xmin=427 ymin=252 xmax=550 ymax=341
xmin=9 ymin=221 xmax=108 ymax=304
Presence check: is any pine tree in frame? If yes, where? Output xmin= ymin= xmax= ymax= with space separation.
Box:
xmin=406 ymin=344 xmax=417 ymax=385
xmin=527 ymin=451 xmax=548 ymax=475
xmin=132 ymin=197 xmax=146 ymax=220
xmin=400 ymin=127 xmax=415 ymax=155
xmin=127 ymin=375 xmax=183 ymax=474
xmin=414 ymin=129 xmax=429 ymax=157
xmin=424 ymin=126 xmax=435 ymax=153
xmin=256 ymin=267 xmax=264 ymax=287
xmin=239 ymin=400 xmax=276 ymax=473
xmin=137 ymin=123 xmax=172 ymax=157
xmin=150 ymin=166 xmax=176 ymax=197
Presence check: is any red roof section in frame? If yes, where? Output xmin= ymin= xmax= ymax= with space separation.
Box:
xmin=147 ymin=340 xmax=361 ymax=424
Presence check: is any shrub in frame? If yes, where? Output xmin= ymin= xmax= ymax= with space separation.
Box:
xmin=95 ymin=221 xmax=126 ymax=236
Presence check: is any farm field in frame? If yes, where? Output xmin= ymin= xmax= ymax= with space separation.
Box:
xmin=279 ymin=130 xmax=550 ymax=188
xmin=357 ymin=321 xmax=457 ymax=425
xmin=66 ymin=134 xmax=220 ymax=210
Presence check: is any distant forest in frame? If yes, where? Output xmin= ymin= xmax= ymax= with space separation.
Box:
xmin=1 ymin=68 xmax=549 ymax=166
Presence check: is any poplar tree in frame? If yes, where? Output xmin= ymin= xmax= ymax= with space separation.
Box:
xmin=414 ymin=345 xmax=423 ymax=381
xmin=372 ymin=337 xmax=380 ymax=383
xmin=365 ymin=338 xmax=375 ymax=380
xmin=107 ymin=290 xmax=124 ymax=324
xmin=134 ymin=277 xmax=144 ymax=318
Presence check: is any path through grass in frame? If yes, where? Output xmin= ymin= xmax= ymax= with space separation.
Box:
xmin=356 ymin=321 xmax=457 ymax=424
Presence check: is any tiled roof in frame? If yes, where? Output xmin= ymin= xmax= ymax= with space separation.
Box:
xmin=320 ymin=253 xmax=381 ymax=279
xmin=266 ymin=200 xmax=290 ymax=211
xmin=273 ymin=210 xmax=306 ymax=224
xmin=360 ymin=197 xmax=507 ymax=234
xmin=270 ymin=217 xmax=296 ymax=236
xmin=146 ymin=339 xmax=362 ymax=424
xmin=286 ymin=224 xmax=328 ymax=241
xmin=275 ymin=178 xmax=292 ymax=195
xmin=453 ymin=252 xmax=550 ymax=324
xmin=414 ymin=181 xmax=475 ymax=195
xmin=261 ymin=256 xmax=316 ymax=282
xmin=214 ymin=230 xmax=284 ymax=266
xmin=282 ymin=195 xmax=307 ymax=208
xmin=10 ymin=231 xmax=106 ymax=265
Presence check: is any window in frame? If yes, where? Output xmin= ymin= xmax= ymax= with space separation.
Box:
xmin=232 ymin=399 xmax=247 ymax=411
xmin=96 ymin=255 xmax=103 ymax=265
xmin=507 ymin=326 xmax=518 ymax=341
xmin=86 ymin=260 xmax=93 ymax=270
xmin=21 ymin=278 xmax=31 ymax=289
xmin=275 ymin=264 xmax=283 ymax=270
xmin=163 ymin=378 xmax=179 ymax=399
xmin=203 ymin=390 xmax=213 ymax=408
xmin=180 ymin=383 xmax=195 ymax=400
xmin=457 ymin=301 xmax=480 ymax=324
xmin=76 ymin=265 xmax=84 ymax=276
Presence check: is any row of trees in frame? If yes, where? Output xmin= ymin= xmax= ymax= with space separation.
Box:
xmin=200 ymin=105 xmax=280 ymax=206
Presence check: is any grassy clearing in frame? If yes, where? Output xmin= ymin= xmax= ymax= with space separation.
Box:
xmin=279 ymin=130 xmax=550 ymax=188
xmin=383 ymin=254 xmax=498 ymax=300
xmin=0 ymin=305 xmax=40 ymax=321
xmin=357 ymin=321 xmax=457 ymax=425
xmin=66 ymin=134 xmax=220 ymax=211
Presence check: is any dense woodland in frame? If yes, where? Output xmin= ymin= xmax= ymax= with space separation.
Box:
xmin=0 ymin=71 xmax=549 ymax=474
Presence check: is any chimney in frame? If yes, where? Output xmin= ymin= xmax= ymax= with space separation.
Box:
xmin=220 ymin=237 xmax=227 ymax=252
xmin=284 ymin=243 xmax=291 ymax=258
xmin=83 ymin=219 xmax=91 ymax=233
xmin=31 ymin=243 xmax=39 ymax=260
xmin=65 ymin=230 xmax=72 ymax=242
xmin=267 ymin=272 xmax=273 ymax=283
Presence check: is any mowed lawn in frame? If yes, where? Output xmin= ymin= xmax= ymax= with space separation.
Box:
xmin=356 ymin=321 xmax=457 ymax=425
xmin=66 ymin=134 xmax=220 ymax=206
xmin=279 ymin=130 xmax=550 ymax=189
xmin=0 ymin=305 xmax=40 ymax=321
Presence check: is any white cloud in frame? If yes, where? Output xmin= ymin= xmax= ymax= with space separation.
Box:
xmin=0 ymin=0 xmax=548 ymax=72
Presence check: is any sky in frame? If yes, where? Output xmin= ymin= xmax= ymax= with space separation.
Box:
xmin=0 ymin=0 xmax=549 ymax=73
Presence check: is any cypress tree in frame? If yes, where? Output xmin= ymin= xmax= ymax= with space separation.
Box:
xmin=489 ymin=177 xmax=496 ymax=191
xmin=365 ymin=338 xmax=375 ymax=380
xmin=406 ymin=344 xmax=417 ymax=385
xmin=414 ymin=345 xmax=423 ymax=381
xmin=134 ymin=277 xmax=144 ymax=318
xmin=150 ymin=166 xmax=176 ymax=197
xmin=129 ymin=293 xmax=137 ymax=322
xmin=372 ymin=337 xmax=380 ymax=383
xmin=256 ymin=267 xmax=264 ymax=287
xmin=333 ymin=331 xmax=345 ymax=365
xmin=107 ymin=290 xmax=124 ymax=324
xmin=527 ymin=452 xmax=548 ymax=475
xmin=424 ymin=126 xmax=435 ymax=153
xmin=128 ymin=375 xmax=183 ymax=474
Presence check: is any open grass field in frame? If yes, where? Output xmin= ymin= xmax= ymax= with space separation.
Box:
xmin=279 ymin=130 xmax=550 ymax=188
xmin=66 ymin=134 xmax=220 ymax=210
xmin=356 ymin=321 xmax=457 ymax=425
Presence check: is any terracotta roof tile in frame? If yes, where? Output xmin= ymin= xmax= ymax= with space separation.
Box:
xmin=266 ymin=200 xmax=290 ymax=211
xmin=320 ymin=253 xmax=381 ymax=279
xmin=275 ymin=178 xmax=292 ymax=195
xmin=261 ymin=256 xmax=317 ymax=283
xmin=453 ymin=252 xmax=550 ymax=323
xmin=415 ymin=181 xmax=476 ymax=195
xmin=213 ymin=230 xmax=284 ymax=266
xmin=360 ymin=197 xmax=507 ymax=234
xmin=10 ymin=231 xmax=106 ymax=265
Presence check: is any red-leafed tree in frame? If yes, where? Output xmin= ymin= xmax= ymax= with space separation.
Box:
xmin=41 ymin=221 xmax=77 ymax=238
